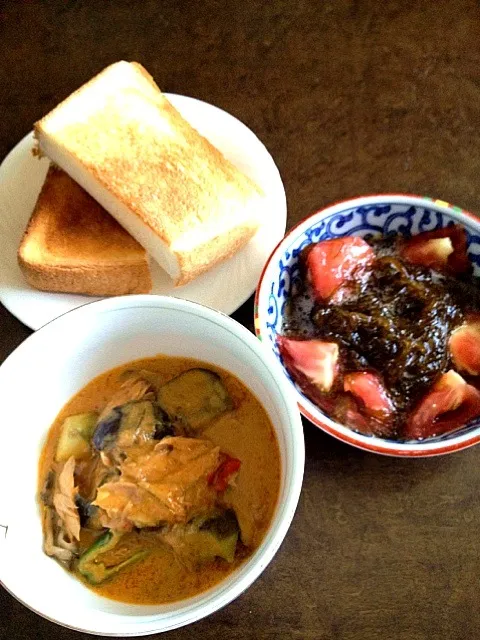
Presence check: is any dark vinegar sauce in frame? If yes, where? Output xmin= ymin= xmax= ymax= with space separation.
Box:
xmin=283 ymin=236 xmax=480 ymax=439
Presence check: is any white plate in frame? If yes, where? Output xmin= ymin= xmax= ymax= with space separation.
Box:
xmin=0 ymin=94 xmax=286 ymax=330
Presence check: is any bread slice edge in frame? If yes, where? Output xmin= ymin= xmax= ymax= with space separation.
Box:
xmin=18 ymin=251 xmax=152 ymax=296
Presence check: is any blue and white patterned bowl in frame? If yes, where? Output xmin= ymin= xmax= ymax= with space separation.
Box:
xmin=255 ymin=194 xmax=480 ymax=457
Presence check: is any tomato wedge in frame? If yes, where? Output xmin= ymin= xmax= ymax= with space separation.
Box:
xmin=277 ymin=336 xmax=339 ymax=392
xmin=405 ymin=370 xmax=480 ymax=439
xmin=305 ymin=237 xmax=375 ymax=301
xmin=208 ymin=454 xmax=241 ymax=492
xmin=449 ymin=317 xmax=480 ymax=376
xmin=399 ymin=225 xmax=471 ymax=275
xmin=343 ymin=372 xmax=393 ymax=419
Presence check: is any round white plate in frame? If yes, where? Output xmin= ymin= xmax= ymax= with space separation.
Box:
xmin=0 ymin=94 xmax=286 ymax=330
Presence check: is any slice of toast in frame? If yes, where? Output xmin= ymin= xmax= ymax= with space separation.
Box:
xmin=18 ymin=165 xmax=152 ymax=295
xmin=34 ymin=61 xmax=264 ymax=286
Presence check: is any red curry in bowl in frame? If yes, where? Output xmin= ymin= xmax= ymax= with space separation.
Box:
xmin=279 ymin=225 xmax=480 ymax=440
xmin=39 ymin=356 xmax=280 ymax=604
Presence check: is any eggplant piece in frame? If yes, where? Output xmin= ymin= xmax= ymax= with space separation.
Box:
xmin=92 ymin=408 xmax=122 ymax=451
xmin=77 ymin=531 xmax=148 ymax=585
xmin=115 ymin=401 xmax=156 ymax=449
xmin=93 ymin=401 xmax=174 ymax=452
xmin=153 ymin=404 xmax=175 ymax=440
xmin=190 ymin=510 xmax=240 ymax=563
xmin=74 ymin=495 xmax=102 ymax=529
xmin=98 ymin=373 xmax=155 ymax=421
xmin=200 ymin=509 xmax=239 ymax=537
xmin=163 ymin=510 xmax=240 ymax=565
xmin=158 ymin=369 xmax=233 ymax=431
xmin=118 ymin=401 xmax=174 ymax=445
xmin=55 ymin=412 xmax=99 ymax=462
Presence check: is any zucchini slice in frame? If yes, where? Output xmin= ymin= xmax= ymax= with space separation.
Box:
xmin=78 ymin=531 xmax=148 ymax=585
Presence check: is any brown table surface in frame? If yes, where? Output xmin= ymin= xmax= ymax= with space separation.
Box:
xmin=1 ymin=1 xmax=480 ymax=638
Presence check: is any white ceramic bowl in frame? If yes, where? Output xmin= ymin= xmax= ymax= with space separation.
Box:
xmin=0 ymin=295 xmax=304 ymax=635
xmin=255 ymin=194 xmax=480 ymax=457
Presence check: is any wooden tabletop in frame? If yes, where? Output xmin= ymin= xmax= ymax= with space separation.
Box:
xmin=1 ymin=2 xmax=480 ymax=638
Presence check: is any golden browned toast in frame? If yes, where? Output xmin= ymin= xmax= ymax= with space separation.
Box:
xmin=34 ymin=61 xmax=264 ymax=286
xmin=18 ymin=165 xmax=152 ymax=295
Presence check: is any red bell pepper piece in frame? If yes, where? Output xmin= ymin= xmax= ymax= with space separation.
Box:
xmin=208 ymin=455 xmax=241 ymax=492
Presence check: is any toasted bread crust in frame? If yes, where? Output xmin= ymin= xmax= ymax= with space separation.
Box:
xmin=34 ymin=61 xmax=264 ymax=285
xmin=18 ymin=257 xmax=151 ymax=296
xmin=18 ymin=165 xmax=152 ymax=295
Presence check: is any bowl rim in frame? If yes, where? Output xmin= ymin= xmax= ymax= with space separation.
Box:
xmin=0 ymin=294 xmax=305 ymax=635
xmin=254 ymin=192 xmax=480 ymax=458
